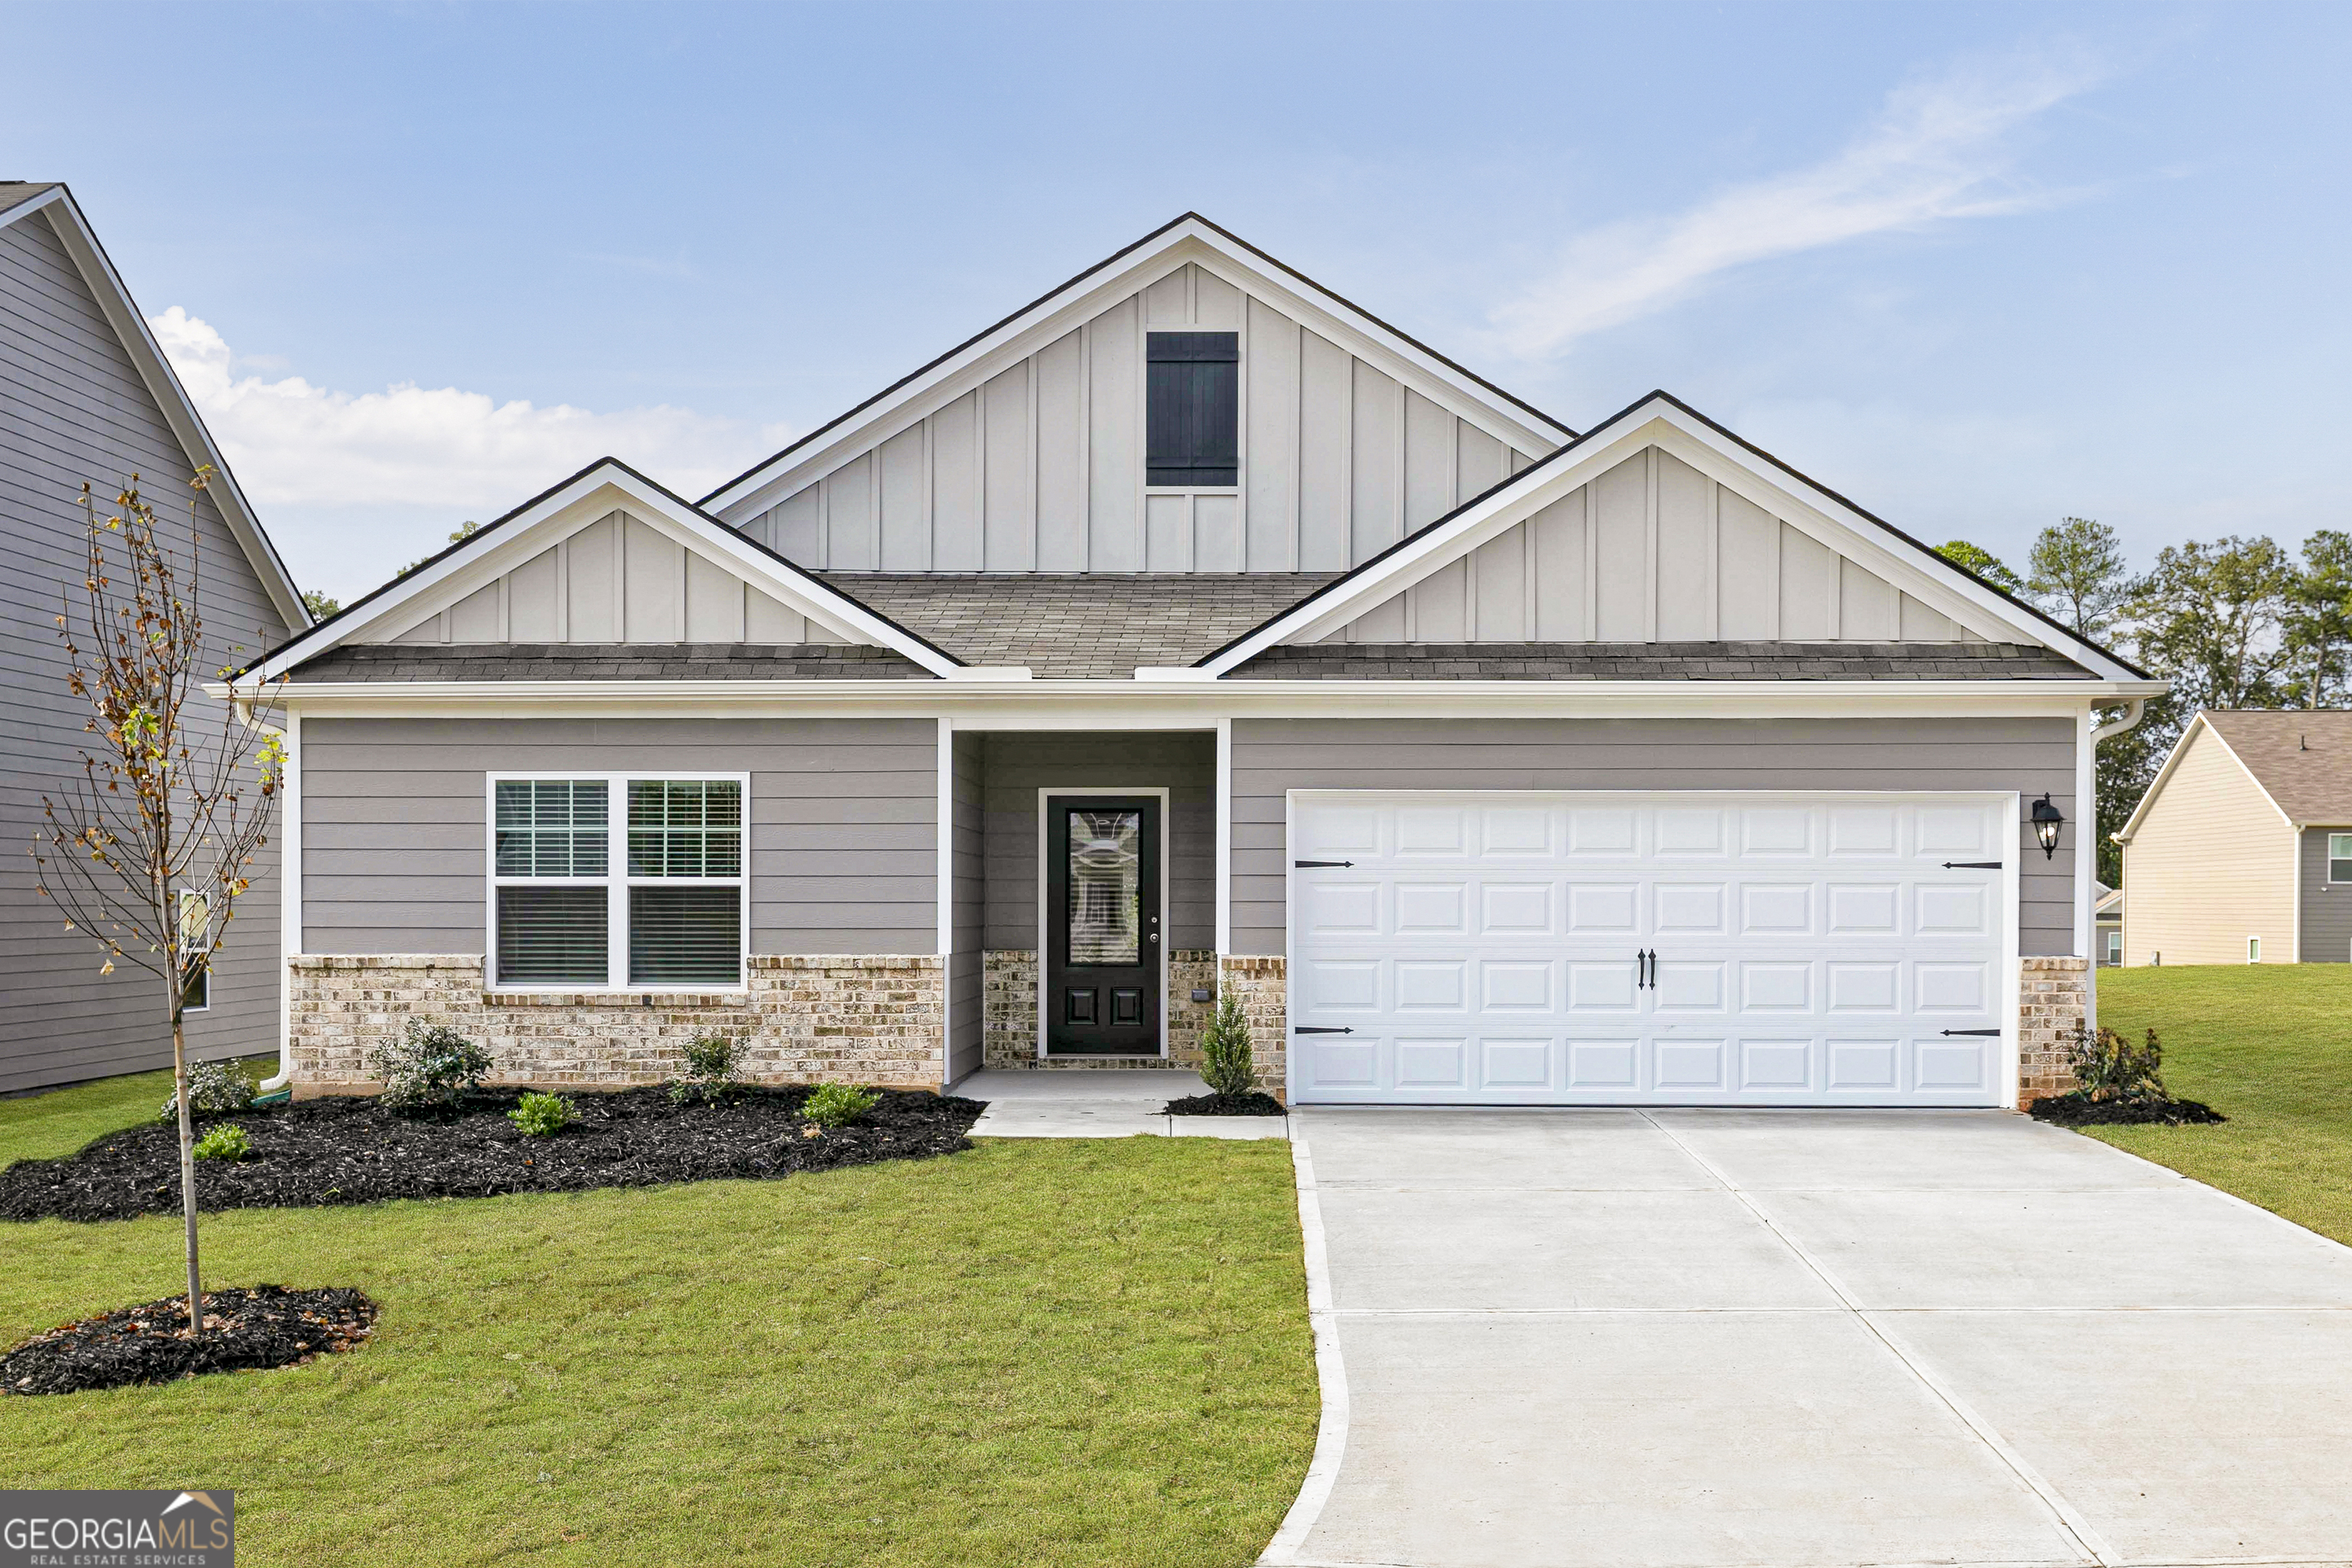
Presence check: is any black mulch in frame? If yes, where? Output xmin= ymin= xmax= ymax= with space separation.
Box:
xmin=1165 ymin=1092 xmax=1288 ymax=1117
xmin=0 ymin=1087 xmax=985 ymax=1223
xmin=2 ymin=1285 xmax=377 ymax=1396
xmin=2028 ymin=1093 xmax=2228 ymax=1126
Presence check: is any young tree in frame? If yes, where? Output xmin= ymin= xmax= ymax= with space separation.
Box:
xmin=2283 ymin=530 xmax=2352 ymax=710
xmin=1935 ymin=540 xmax=2023 ymax=593
xmin=2027 ymin=518 xmax=2132 ymax=639
xmin=31 ymin=472 xmax=285 ymax=1337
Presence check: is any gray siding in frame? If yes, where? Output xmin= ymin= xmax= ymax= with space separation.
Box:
xmin=1228 ymin=717 xmax=2081 ymax=957
xmin=949 ymin=730 xmax=984 ymax=1080
xmin=1 ymin=207 xmax=289 ymax=1091
xmin=300 ymin=718 xmax=937 ymax=956
xmin=978 ymin=731 xmax=1215 ymax=952
xmin=2299 ymin=828 xmax=2352 ymax=963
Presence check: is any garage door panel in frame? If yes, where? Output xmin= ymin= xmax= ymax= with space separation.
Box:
xmin=1290 ymin=793 xmax=2013 ymax=1107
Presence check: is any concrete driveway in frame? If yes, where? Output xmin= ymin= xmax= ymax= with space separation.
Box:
xmin=1272 ymin=1108 xmax=2352 ymax=1568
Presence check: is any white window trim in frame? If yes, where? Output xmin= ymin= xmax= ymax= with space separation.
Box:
xmin=177 ymin=887 xmax=211 ymax=1013
xmin=485 ymin=772 xmax=751 ymax=993
xmin=2328 ymin=832 xmax=2352 ymax=883
xmin=2248 ymin=935 xmax=2262 ymax=965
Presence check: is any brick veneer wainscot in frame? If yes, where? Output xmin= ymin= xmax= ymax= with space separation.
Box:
xmin=2017 ymin=955 xmax=2091 ymax=1108
xmin=978 ymin=950 xmax=1217 ymax=1070
xmin=288 ymin=953 xmax=944 ymax=1092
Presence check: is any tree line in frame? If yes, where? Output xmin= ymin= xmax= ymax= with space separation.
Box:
xmin=1939 ymin=521 xmax=2352 ymax=886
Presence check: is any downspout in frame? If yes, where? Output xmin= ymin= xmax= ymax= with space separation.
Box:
xmin=2085 ymin=699 xmax=2148 ymax=1024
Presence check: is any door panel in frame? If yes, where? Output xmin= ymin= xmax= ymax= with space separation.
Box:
xmin=1046 ymin=798 xmax=1161 ymax=1054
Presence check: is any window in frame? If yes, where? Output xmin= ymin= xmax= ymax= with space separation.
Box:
xmin=2330 ymin=833 xmax=2352 ymax=883
xmin=2248 ymin=936 xmax=2262 ymax=964
xmin=2105 ymin=930 xmax=2122 ymax=965
xmin=491 ymin=776 xmax=744 ymax=988
xmin=1145 ymin=332 xmax=1237 ymax=486
xmin=178 ymin=890 xmax=210 ymax=1012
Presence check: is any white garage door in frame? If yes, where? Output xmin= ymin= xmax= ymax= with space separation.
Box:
xmin=1288 ymin=792 xmax=2014 ymax=1107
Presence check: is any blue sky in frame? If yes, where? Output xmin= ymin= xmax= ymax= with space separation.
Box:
xmin=7 ymin=0 xmax=2346 ymax=601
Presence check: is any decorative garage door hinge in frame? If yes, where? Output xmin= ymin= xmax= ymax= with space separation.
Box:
xmin=1941 ymin=861 xmax=2003 ymax=869
xmin=1293 ymin=1026 xmax=1354 ymax=1034
xmin=1939 ymin=1028 xmax=2002 ymax=1037
xmin=1293 ymin=860 xmax=1354 ymax=868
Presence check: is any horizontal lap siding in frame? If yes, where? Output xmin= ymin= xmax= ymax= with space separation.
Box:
xmin=2300 ymin=828 xmax=2352 ymax=964
xmin=1228 ymin=717 xmax=2081 ymax=957
xmin=300 ymin=718 xmax=938 ymax=956
xmin=1 ymin=207 xmax=289 ymax=1091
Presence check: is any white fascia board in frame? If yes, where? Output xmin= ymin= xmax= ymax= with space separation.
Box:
xmin=1199 ymin=397 xmax=2148 ymax=680
xmin=701 ymin=217 xmax=1570 ymax=520
xmin=237 ymin=463 xmax=962 ymax=684
xmin=11 ymin=187 xmax=313 ymax=633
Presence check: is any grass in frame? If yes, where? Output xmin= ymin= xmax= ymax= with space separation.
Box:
xmin=0 ymin=1081 xmax=1317 ymax=1566
xmin=2088 ymin=965 xmax=2352 ymax=1246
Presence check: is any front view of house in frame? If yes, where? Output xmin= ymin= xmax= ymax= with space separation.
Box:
xmin=234 ymin=216 xmax=2161 ymax=1110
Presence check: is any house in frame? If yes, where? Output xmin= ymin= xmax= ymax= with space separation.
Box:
xmin=2115 ymin=709 xmax=2352 ymax=965
xmin=2095 ymin=884 xmax=2122 ymax=966
xmin=0 ymin=183 xmax=311 ymax=1094
xmin=229 ymin=214 xmax=2162 ymax=1110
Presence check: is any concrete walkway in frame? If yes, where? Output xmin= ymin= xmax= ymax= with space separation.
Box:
xmin=957 ymin=1067 xmax=1289 ymax=1139
xmin=1275 ymin=1107 xmax=2352 ymax=1568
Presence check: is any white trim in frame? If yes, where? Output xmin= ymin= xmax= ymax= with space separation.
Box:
xmin=1036 ymin=787 xmax=1171 ymax=1060
xmin=1216 ymin=716 xmax=1233 ymax=956
xmin=1199 ymin=398 xmax=2151 ymax=682
xmin=2293 ymin=822 xmax=2305 ymax=965
xmin=263 ymin=710 xmax=302 ymax=1093
xmin=238 ymin=462 xmax=963 ymax=685
xmin=484 ymin=772 xmax=752 ymax=994
xmin=2 ymin=186 xmax=312 ymax=633
xmin=701 ymin=220 xmax=1570 ymax=521
xmin=175 ymin=889 xmax=212 ymax=1014
xmin=2073 ymin=702 xmax=2095 ymax=963
xmin=936 ymin=719 xmax=955 ymax=955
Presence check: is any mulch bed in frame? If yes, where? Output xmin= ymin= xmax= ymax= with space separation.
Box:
xmin=0 ymin=1087 xmax=985 ymax=1223
xmin=2028 ymin=1093 xmax=2228 ymax=1126
xmin=2 ymin=1285 xmax=377 ymax=1396
xmin=1165 ymin=1091 xmax=1288 ymax=1117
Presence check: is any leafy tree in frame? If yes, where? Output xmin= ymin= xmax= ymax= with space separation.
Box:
xmin=300 ymin=589 xmax=340 ymax=620
xmin=2283 ymin=530 xmax=2352 ymax=710
xmin=1936 ymin=540 xmax=2022 ymax=593
xmin=395 ymin=519 xmax=479 ymax=580
xmin=32 ymin=472 xmax=286 ymax=1337
xmin=2123 ymin=535 xmax=2295 ymax=712
xmin=2027 ymin=518 xmax=2131 ymax=640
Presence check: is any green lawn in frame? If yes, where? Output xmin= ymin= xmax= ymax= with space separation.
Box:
xmin=2089 ymin=965 xmax=2352 ymax=1245
xmin=0 ymin=1080 xmax=1317 ymax=1566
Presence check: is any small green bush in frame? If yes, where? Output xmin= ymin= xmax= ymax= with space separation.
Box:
xmin=1197 ymin=990 xmax=1256 ymax=1099
xmin=191 ymin=1123 xmax=251 ymax=1161
xmin=668 ymin=1034 xmax=743 ymax=1106
xmin=507 ymin=1090 xmax=577 ymax=1138
xmin=158 ymin=1058 xmax=255 ymax=1122
xmin=2064 ymin=1023 xmax=2170 ymax=1102
xmin=371 ymin=1020 xmax=493 ymax=1112
xmin=800 ymin=1083 xmax=880 ymax=1128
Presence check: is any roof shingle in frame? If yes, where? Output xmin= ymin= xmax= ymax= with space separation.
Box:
xmin=2198 ymin=710 xmax=2352 ymax=824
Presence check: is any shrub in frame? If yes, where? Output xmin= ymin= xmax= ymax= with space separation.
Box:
xmin=1197 ymin=990 xmax=1256 ymax=1099
xmin=2063 ymin=1023 xmax=2170 ymax=1102
xmin=668 ymin=1034 xmax=743 ymax=1106
xmin=800 ymin=1083 xmax=880 ymax=1128
xmin=507 ymin=1090 xmax=576 ymax=1138
xmin=191 ymin=1123 xmax=250 ymax=1162
xmin=371 ymin=1020 xmax=492 ymax=1112
xmin=158 ymin=1058 xmax=256 ymax=1122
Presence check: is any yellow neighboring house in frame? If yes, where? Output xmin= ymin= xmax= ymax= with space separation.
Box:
xmin=2115 ymin=710 xmax=2352 ymax=965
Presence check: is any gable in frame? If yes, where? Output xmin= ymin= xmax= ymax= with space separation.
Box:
xmin=707 ymin=220 xmax=1567 ymax=575
xmin=1305 ymin=445 xmax=1987 ymax=645
xmin=387 ymin=509 xmax=854 ymax=646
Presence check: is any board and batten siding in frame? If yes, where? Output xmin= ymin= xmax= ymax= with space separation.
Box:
xmin=388 ymin=510 xmax=858 ymax=646
xmin=1 ymin=206 xmax=289 ymax=1091
xmin=977 ymin=731 xmax=1216 ymax=953
xmin=949 ymin=730 xmax=985 ymax=1079
xmin=299 ymin=718 xmax=939 ymax=957
xmin=2298 ymin=827 xmax=2352 ymax=965
xmin=1312 ymin=445 xmax=1986 ymax=645
xmin=727 ymin=264 xmax=1537 ymax=576
xmin=1227 ymin=717 xmax=2082 ymax=958
xmin=2120 ymin=724 xmax=2296 ymax=965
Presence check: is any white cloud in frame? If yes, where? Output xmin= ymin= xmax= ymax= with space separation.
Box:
xmin=1490 ymin=48 xmax=2107 ymax=357
xmin=148 ymin=307 xmax=784 ymax=512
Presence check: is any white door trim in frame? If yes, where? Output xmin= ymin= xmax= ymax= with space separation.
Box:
xmin=1037 ymin=786 xmax=1172 ymax=1060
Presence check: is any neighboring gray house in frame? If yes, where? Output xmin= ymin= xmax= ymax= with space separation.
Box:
xmin=2 ymin=182 xmax=311 ymax=1093
xmin=234 ymin=215 xmax=2162 ymax=1110
xmin=2115 ymin=710 xmax=2352 ymax=965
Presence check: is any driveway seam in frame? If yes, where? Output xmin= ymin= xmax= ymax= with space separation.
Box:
xmin=1638 ymin=1109 xmax=2118 ymax=1568
xmin=1259 ymin=1135 xmax=1351 ymax=1568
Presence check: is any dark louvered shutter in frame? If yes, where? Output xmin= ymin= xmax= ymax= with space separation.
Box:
xmin=1146 ymin=332 xmax=1238 ymax=486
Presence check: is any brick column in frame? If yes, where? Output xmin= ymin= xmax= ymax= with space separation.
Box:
xmin=1217 ymin=956 xmax=1288 ymax=1101
xmin=2017 ymin=956 xmax=2090 ymax=1107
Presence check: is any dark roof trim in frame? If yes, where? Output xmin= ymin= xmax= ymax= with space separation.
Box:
xmin=696 ymin=212 xmax=1575 ymax=509
xmin=1192 ymin=388 xmax=2150 ymax=680
xmin=238 ymin=455 xmax=964 ymax=678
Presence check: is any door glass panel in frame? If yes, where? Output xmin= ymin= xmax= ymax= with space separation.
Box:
xmin=1067 ymin=808 xmax=1142 ymax=965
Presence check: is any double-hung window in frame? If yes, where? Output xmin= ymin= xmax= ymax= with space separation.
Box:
xmin=491 ymin=776 xmax=746 ymax=988
xmin=2329 ymin=833 xmax=2352 ymax=883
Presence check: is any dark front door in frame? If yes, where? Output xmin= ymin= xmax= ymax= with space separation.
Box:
xmin=1047 ymin=797 xmax=1161 ymax=1054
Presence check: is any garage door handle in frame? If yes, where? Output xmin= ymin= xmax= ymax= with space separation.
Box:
xmin=1293 ymin=1026 xmax=1354 ymax=1034
xmin=1941 ymin=861 xmax=2002 ymax=869
xmin=1294 ymin=860 xmax=1354 ymax=868
xmin=1940 ymin=1028 xmax=2001 ymax=1037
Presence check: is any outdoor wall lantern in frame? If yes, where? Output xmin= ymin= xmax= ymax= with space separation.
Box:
xmin=2030 ymin=793 xmax=2064 ymax=859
